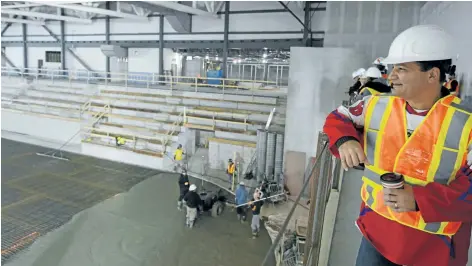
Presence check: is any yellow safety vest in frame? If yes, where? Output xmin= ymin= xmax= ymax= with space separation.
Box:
xmin=117 ymin=137 xmax=126 ymax=145
xmin=228 ymin=163 xmax=235 ymax=174
xmin=361 ymin=95 xmax=471 ymax=236
xmin=359 ymin=87 xmax=381 ymax=98
xmin=174 ymin=149 xmax=183 ymax=161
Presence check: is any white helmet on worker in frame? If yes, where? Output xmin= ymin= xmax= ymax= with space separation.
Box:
xmin=362 ymin=67 xmax=382 ymax=79
xmin=352 ymin=68 xmax=366 ymax=80
xmin=372 ymin=57 xmax=388 ymax=73
xmin=189 ymin=184 xmax=197 ymax=191
xmin=381 ymin=25 xmax=455 ymax=65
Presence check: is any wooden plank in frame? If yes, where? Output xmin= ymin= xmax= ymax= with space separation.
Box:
xmin=81 ymin=139 xmax=163 ymax=158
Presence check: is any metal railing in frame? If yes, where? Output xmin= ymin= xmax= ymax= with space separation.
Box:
xmin=183 ymin=106 xmax=250 ymax=132
xmin=264 ymin=132 xmax=342 ymax=266
xmin=163 ymin=112 xmax=184 ymax=153
xmin=1 ymin=67 xmax=287 ymax=93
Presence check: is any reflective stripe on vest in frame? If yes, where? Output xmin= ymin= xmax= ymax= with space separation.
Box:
xmin=360 ymin=87 xmax=381 ymax=98
xmin=361 ymin=94 xmax=472 ymax=236
xmin=228 ymin=163 xmax=235 ymax=174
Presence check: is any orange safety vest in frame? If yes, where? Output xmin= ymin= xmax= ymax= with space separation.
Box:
xmin=361 ymin=94 xmax=472 ymax=236
xmin=444 ymin=79 xmax=460 ymax=95
xmin=228 ymin=163 xmax=235 ymax=174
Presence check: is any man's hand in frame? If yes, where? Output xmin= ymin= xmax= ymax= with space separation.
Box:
xmin=338 ymin=140 xmax=368 ymax=170
xmin=383 ymin=184 xmax=417 ymax=213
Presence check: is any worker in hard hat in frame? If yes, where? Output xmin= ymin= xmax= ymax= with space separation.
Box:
xmin=323 ymin=25 xmax=471 ymax=266
xmin=356 ymin=67 xmax=392 ymax=101
xmin=372 ymin=57 xmax=389 ymax=80
xmin=173 ymin=144 xmax=185 ymax=172
xmin=348 ymin=68 xmax=366 ymax=100
xmin=444 ymin=65 xmax=460 ymax=96
xmin=177 ymin=170 xmax=190 ymax=211
xmin=226 ymin=158 xmax=236 ymax=190
xmin=183 ymin=184 xmax=202 ymax=228
xmin=235 ymin=181 xmax=249 ymax=222
xmin=115 ymin=136 xmax=126 ymax=146
xmin=249 ymin=189 xmax=264 ymax=239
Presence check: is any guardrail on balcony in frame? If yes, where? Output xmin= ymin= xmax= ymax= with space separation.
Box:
xmin=1 ymin=67 xmax=287 ymax=94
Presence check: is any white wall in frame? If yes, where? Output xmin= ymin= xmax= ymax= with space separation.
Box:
xmin=324 ymin=1 xmax=423 ymax=68
xmin=420 ymin=1 xmax=472 ymax=98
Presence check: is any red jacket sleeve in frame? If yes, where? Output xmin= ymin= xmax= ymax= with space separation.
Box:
xmin=323 ymin=110 xmax=362 ymax=157
xmin=414 ymin=164 xmax=472 ymax=222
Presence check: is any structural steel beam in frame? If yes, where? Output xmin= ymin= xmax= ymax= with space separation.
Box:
xmin=279 ymin=1 xmax=311 ymax=33
xmin=22 ymin=21 xmax=28 ymax=72
xmin=303 ymin=1 xmax=311 ymax=46
xmin=1 ymin=17 xmax=45 ymax=25
xmin=1 ymin=51 xmax=21 ymax=72
xmin=60 ymin=9 xmax=66 ymax=70
xmin=1 ymin=9 xmax=93 ymax=24
xmin=105 ymin=1 xmax=111 ymax=75
xmin=2 ymin=23 xmax=12 ymax=36
xmin=1 ymin=38 xmax=324 ymax=49
xmin=159 ymin=15 xmax=164 ymax=77
xmin=216 ymin=7 xmax=326 ymax=15
xmin=36 ymin=3 xmax=149 ymax=21
xmin=1 ymin=2 xmax=83 ymax=9
xmin=144 ymin=1 xmax=219 ymax=18
xmin=41 ymin=25 xmax=93 ymax=71
xmin=222 ymin=1 xmax=229 ymax=78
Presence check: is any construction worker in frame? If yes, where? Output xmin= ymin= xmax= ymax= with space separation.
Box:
xmin=323 ymin=25 xmax=471 ymax=266
xmin=173 ymin=144 xmax=185 ymax=172
xmin=177 ymin=170 xmax=190 ymax=211
xmin=115 ymin=136 xmax=125 ymax=146
xmin=235 ymin=181 xmax=249 ymax=222
xmin=183 ymin=184 xmax=202 ymax=228
xmin=249 ymin=189 xmax=264 ymax=239
xmin=372 ymin=57 xmax=389 ymax=80
xmin=227 ymin=158 xmax=236 ymax=190
xmin=444 ymin=65 xmax=460 ymax=96
xmin=348 ymin=68 xmax=366 ymax=101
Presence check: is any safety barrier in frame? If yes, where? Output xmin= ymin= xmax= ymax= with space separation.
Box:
xmin=1 ymin=67 xmax=286 ymax=93
xmin=264 ymin=132 xmax=342 ymax=266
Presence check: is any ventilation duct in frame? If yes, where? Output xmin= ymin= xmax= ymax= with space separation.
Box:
xmin=100 ymin=45 xmax=128 ymax=58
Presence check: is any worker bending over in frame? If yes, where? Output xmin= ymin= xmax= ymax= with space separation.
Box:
xmin=235 ymin=181 xmax=249 ymax=222
xmin=227 ymin=159 xmax=236 ymax=190
xmin=177 ymin=170 xmax=190 ymax=211
xmin=249 ymin=189 xmax=264 ymax=239
xmin=183 ymin=184 xmax=202 ymax=228
xmin=173 ymin=144 xmax=185 ymax=172
xmin=324 ymin=25 xmax=471 ymax=266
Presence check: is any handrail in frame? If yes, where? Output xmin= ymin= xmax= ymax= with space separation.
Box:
xmin=263 ymin=132 xmax=343 ymax=266
xmin=1 ymin=67 xmax=288 ymax=92
xmin=163 ymin=112 xmax=183 ymax=153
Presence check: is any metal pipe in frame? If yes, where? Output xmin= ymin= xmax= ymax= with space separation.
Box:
xmin=22 ymin=21 xmax=27 ymax=73
xmin=261 ymin=141 xmax=328 ymax=266
xmin=256 ymin=129 xmax=267 ymax=181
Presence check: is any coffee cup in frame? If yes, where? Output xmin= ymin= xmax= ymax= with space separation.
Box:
xmin=380 ymin=172 xmax=404 ymax=189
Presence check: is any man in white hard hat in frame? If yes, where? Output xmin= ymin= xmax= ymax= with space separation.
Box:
xmin=235 ymin=181 xmax=249 ymax=222
xmin=348 ymin=68 xmax=366 ymax=100
xmin=323 ymin=25 xmax=471 ymax=266
xmin=183 ymin=184 xmax=202 ymax=228
xmin=372 ymin=57 xmax=389 ymax=80
xmin=357 ymin=67 xmax=392 ymax=101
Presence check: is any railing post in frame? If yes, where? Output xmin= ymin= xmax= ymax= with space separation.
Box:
xmin=194 ymin=77 xmax=198 ymax=92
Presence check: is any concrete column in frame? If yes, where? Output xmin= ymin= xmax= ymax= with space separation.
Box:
xmin=283 ymin=47 xmax=363 ymax=195
xmin=159 ymin=15 xmax=164 ymax=79
xmin=22 ymin=20 xmax=27 ymax=72
xmin=60 ymin=9 xmax=66 ymax=71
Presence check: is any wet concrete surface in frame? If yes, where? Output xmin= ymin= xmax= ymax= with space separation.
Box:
xmin=5 ymin=174 xmax=274 ymax=266
xmin=2 ymin=139 xmax=274 ymax=266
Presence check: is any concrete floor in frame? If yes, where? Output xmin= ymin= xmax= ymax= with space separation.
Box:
xmin=1 ymin=138 xmax=275 ymax=266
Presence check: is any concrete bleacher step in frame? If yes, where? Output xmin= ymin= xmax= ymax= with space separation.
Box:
xmin=85 ymin=128 xmax=166 ymax=153
xmin=81 ymin=138 xmax=163 ymax=158
xmin=208 ymin=137 xmax=256 ymax=148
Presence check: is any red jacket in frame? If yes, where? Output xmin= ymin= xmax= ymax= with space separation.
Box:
xmin=323 ymin=100 xmax=472 ymax=266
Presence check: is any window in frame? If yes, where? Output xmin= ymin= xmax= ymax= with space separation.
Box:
xmin=45 ymin=51 xmax=61 ymax=63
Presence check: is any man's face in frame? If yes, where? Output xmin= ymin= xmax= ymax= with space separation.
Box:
xmin=388 ymin=62 xmax=434 ymax=100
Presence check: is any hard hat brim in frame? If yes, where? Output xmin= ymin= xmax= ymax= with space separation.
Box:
xmin=381 ymin=55 xmax=453 ymax=65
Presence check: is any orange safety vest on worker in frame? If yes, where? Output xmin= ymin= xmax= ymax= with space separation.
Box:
xmin=227 ymin=163 xmax=235 ymax=174
xmin=444 ymin=79 xmax=460 ymax=95
xmin=361 ymin=94 xmax=471 ymax=236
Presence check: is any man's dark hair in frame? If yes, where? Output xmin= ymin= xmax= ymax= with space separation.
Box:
xmin=416 ymin=59 xmax=452 ymax=83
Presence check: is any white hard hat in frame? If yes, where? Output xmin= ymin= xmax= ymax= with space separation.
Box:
xmin=362 ymin=67 xmax=382 ymax=79
xmin=382 ymin=25 xmax=454 ymax=65
xmin=189 ymin=184 xmax=197 ymax=191
xmin=239 ymin=181 xmax=245 ymax=185
xmin=352 ymin=68 xmax=366 ymax=79
xmin=372 ymin=57 xmax=385 ymax=65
